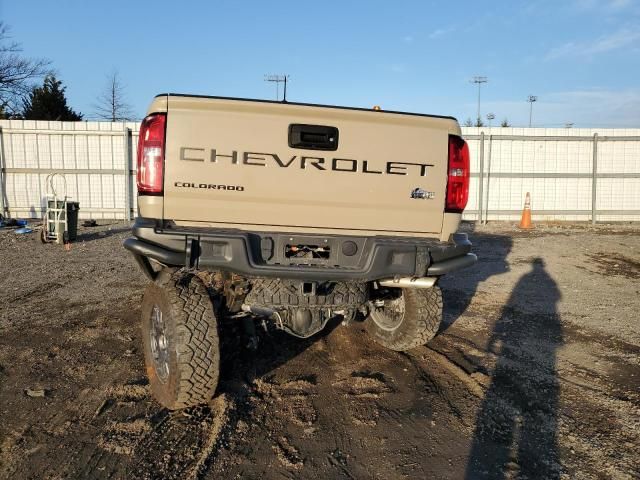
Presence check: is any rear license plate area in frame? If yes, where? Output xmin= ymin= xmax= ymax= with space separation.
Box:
xmin=285 ymin=243 xmax=331 ymax=260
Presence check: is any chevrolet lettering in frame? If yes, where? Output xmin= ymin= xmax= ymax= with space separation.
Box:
xmin=180 ymin=147 xmax=434 ymax=177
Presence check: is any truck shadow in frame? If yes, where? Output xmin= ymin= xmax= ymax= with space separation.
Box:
xmin=464 ymin=257 xmax=563 ymax=479
xmin=74 ymin=225 xmax=131 ymax=243
xmin=218 ymin=314 xmax=344 ymax=387
xmin=438 ymin=222 xmax=512 ymax=332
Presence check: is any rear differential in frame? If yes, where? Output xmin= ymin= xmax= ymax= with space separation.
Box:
xmin=242 ymin=279 xmax=367 ymax=338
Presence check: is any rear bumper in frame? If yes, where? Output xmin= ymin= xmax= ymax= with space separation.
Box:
xmin=124 ymin=218 xmax=476 ymax=281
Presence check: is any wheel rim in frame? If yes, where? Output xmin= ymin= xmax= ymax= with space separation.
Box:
xmin=371 ymin=293 xmax=406 ymax=331
xmin=149 ymin=305 xmax=170 ymax=384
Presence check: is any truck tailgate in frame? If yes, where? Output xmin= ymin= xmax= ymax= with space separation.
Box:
xmin=162 ymin=96 xmax=459 ymax=235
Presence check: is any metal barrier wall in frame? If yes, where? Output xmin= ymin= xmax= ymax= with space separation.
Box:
xmin=462 ymin=129 xmax=640 ymax=224
xmin=0 ymin=120 xmax=639 ymax=222
xmin=0 ymin=120 xmax=139 ymax=220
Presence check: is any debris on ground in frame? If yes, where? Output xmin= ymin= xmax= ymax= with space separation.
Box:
xmin=24 ymin=388 xmax=46 ymax=398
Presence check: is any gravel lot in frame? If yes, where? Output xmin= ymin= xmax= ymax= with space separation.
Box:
xmin=0 ymin=221 xmax=638 ymax=479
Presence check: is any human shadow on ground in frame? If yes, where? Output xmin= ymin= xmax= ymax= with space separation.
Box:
xmin=465 ymin=257 xmax=563 ymax=479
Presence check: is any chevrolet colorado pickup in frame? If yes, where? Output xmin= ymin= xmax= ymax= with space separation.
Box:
xmin=124 ymin=94 xmax=476 ymax=409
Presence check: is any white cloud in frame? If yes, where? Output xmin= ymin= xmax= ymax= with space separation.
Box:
xmin=546 ymin=27 xmax=640 ymax=59
xmin=573 ymin=0 xmax=633 ymax=10
xmin=546 ymin=42 xmax=580 ymax=59
xmin=402 ymin=35 xmax=413 ymax=43
xmin=588 ymin=28 xmax=640 ymax=53
xmin=428 ymin=27 xmax=454 ymax=39
xmin=390 ymin=64 xmax=406 ymax=73
xmin=610 ymin=0 xmax=633 ymax=8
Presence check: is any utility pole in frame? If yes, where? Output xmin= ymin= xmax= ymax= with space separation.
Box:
xmin=527 ymin=95 xmax=538 ymax=127
xmin=264 ymin=74 xmax=290 ymax=101
xmin=486 ymin=112 xmax=495 ymax=127
xmin=470 ymin=76 xmax=488 ymax=126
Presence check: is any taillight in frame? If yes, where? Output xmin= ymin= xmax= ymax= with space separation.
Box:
xmin=445 ymin=135 xmax=470 ymax=213
xmin=137 ymin=113 xmax=166 ymax=194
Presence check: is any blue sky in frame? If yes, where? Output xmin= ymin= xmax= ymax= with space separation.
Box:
xmin=2 ymin=0 xmax=639 ymax=126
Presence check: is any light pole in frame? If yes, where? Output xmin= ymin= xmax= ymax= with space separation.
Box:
xmin=527 ymin=95 xmax=538 ymax=127
xmin=264 ymin=74 xmax=290 ymax=101
xmin=486 ymin=112 xmax=495 ymax=127
xmin=470 ymin=76 xmax=488 ymax=126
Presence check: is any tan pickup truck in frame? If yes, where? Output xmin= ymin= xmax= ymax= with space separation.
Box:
xmin=124 ymin=94 xmax=476 ymax=409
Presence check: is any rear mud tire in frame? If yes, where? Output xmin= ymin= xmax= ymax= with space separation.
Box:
xmin=141 ymin=272 xmax=220 ymax=410
xmin=366 ymin=286 xmax=443 ymax=351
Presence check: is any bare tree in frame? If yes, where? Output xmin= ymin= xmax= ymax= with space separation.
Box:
xmin=94 ymin=70 xmax=135 ymax=121
xmin=0 ymin=22 xmax=50 ymax=117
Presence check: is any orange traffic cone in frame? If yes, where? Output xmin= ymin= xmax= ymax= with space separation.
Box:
xmin=519 ymin=192 xmax=533 ymax=229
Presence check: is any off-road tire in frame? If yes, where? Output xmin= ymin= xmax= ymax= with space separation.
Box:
xmin=141 ymin=272 xmax=220 ymax=410
xmin=366 ymin=286 xmax=443 ymax=351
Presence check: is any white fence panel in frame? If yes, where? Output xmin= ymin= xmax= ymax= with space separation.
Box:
xmin=0 ymin=121 xmax=639 ymax=223
xmin=0 ymin=120 xmax=139 ymax=220
xmin=461 ymin=127 xmax=640 ymax=222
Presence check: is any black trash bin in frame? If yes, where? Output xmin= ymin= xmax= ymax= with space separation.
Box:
xmin=66 ymin=202 xmax=79 ymax=241
xmin=46 ymin=200 xmax=80 ymax=242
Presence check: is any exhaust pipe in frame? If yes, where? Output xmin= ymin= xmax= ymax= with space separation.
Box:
xmin=241 ymin=304 xmax=284 ymax=329
xmin=378 ymin=277 xmax=437 ymax=289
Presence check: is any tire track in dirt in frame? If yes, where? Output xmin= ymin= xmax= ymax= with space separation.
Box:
xmin=204 ymin=324 xmax=480 ymax=479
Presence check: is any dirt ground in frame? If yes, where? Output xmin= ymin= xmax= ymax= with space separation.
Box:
xmin=0 ymin=221 xmax=638 ymax=480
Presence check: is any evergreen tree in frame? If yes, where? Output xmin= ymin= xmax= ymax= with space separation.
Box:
xmin=21 ymin=75 xmax=82 ymax=121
